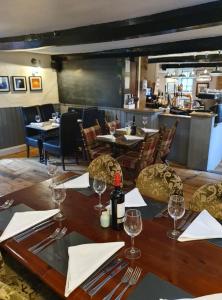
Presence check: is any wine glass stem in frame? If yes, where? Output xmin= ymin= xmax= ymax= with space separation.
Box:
xmin=58 ymin=202 xmax=61 ymax=214
xmin=174 ymin=218 xmax=177 ymax=232
xmin=131 ymin=236 xmax=135 ymax=253
xmin=99 ymin=194 xmax=102 ymax=206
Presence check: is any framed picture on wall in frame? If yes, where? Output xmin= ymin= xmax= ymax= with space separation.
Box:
xmin=0 ymin=76 xmax=10 ymax=92
xmin=29 ymin=76 xmax=42 ymax=91
xmin=12 ymin=76 xmax=27 ymax=91
xmin=196 ymin=82 xmax=209 ymax=96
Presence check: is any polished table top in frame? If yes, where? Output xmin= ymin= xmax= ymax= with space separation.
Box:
xmin=1 ymin=173 xmax=222 ymax=299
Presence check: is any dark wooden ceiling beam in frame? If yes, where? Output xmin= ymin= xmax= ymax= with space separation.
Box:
xmin=149 ymin=54 xmax=222 ymax=64
xmin=161 ymin=62 xmax=222 ymax=70
xmin=0 ymin=1 xmax=221 ymax=50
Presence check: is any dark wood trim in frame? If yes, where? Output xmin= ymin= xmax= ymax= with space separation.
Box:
xmin=0 ymin=1 xmax=221 ymax=50
xmin=149 ymin=54 xmax=222 ymax=64
xmin=161 ymin=62 xmax=222 ymax=70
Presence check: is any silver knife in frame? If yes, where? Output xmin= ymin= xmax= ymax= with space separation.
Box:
xmin=88 ymin=261 xmax=128 ymax=297
xmin=82 ymin=257 xmax=123 ymax=292
xmin=14 ymin=221 xmax=55 ymax=242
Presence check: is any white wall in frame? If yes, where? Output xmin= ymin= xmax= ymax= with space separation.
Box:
xmin=0 ymin=52 xmax=59 ymax=108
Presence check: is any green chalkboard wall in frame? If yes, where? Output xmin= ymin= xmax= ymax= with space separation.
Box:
xmin=57 ymin=57 xmax=124 ymax=108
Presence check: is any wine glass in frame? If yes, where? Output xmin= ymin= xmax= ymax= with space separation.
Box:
xmin=110 ymin=125 xmax=116 ymax=138
xmin=124 ymin=209 xmax=143 ymax=259
xmin=167 ymin=195 xmax=185 ymax=239
xmin=125 ymin=122 xmax=131 ymax=135
xmin=142 ymin=116 xmax=148 ymax=129
xmin=93 ymin=178 xmax=106 ymax=210
xmin=46 ymin=159 xmax=58 ymax=188
xmin=35 ymin=115 xmax=41 ymax=123
xmin=52 ymin=112 xmax=56 ymax=121
xmin=51 ymin=183 xmax=66 ymax=220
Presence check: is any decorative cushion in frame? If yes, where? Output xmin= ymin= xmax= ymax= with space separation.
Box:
xmin=88 ymin=154 xmax=123 ymax=186
xmin=82 ymin=124 xmax=102 ymax=148
xmin=136 ymin=163 xmax=183 ymax=202
xmin=89 ymin=145 xmax=112 ymax=160
xmin=189 ymin=183 xmax=222 ymax=220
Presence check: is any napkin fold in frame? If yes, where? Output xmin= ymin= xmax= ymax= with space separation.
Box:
xmin=141 ymin=128 xmax=159 ymax=133
xmin=178 ymin=210 xmax=222 ymax=242
xmin=65 ymin=241 xmax=125 ymax=297
xmin=0 ymin=209 xmax=59 ymax=242
xmin=97 ymin=135 xmax=115 ymax=140
xmin=124 ymin=135 xmax=144 ymax=141
xmin=30 ymin=122 xmax=44 ymax=127
xmin=57 ymin=173 xmax=90 ymax=189
xmin=164 ymin=293 xmax=222 ymax=300
xmin=125 ymin=188 xmax=147 ymax=207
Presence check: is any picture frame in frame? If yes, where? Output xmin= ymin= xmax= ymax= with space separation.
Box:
xmin=29 ymin=76 xmax=42 ymax=91
xmin=12 ymin=76 xmax=27 ymax=91
xmin=196 ymin=82 xmax=209 ymax=96
xmin=0 ymin=76 xmax=10 ymax=92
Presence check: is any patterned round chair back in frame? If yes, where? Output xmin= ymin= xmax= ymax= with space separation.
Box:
xmin=189 ymin=183 xmax=222 ymax=219
xmin=88 ymin=154 xmax=123 ymax=186
xmin=136 ymin=163 xmax=183 ymax=202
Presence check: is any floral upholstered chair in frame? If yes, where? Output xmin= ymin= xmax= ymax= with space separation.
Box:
xmin=136 ymin=163 xmax=183 ymax=202
xmin=81 ymin=123 xmax=112 ymax=161
xmin=88 ymin=154 xmax=123 ymax=186
xmin=189 ymin=183 xmax=222 ymax=220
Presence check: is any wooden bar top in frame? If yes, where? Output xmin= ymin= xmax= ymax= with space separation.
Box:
xmin=1 ymin=173 xmax=222 ymax=299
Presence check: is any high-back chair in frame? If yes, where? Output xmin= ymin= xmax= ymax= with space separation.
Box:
xmin=88 ymin=155 xmax=123 ymax=186
xmin=20 ymin=106 xmax=43 ymax=159
xmin=39 ymin=104 xmax=55 ymax=121
xmin=155 ymin=119 xmax=179 ymax=163
xmin=136 ymin=163 xmax=183 ymax=202
xmin=82 ymin=107 xmax=99 ymax=128
xmin=43 ymin=112 xmax=80 ymax=169
xmin=189 ymin=183 xmax=222 ymax=220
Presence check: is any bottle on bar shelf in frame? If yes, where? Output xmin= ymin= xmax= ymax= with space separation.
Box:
xmin=110 ymin=172 xmax=125 ymax=231
xmin=130 ymin=115 xmax=137 ymax=135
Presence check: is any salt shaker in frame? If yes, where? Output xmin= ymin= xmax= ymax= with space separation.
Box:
xmin=100 ymin=210 xmax=110 ymax=228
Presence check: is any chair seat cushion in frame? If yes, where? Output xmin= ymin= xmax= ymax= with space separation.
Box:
xmin=90 ymin=145 xmax=113 ymax=160
xmin=43 ymin=138 xmax=60 ymax=154
xmin=117 ymin=152 xmax=138 ymax=169
xmin=25 ymin=135 xmax=42 ymax=147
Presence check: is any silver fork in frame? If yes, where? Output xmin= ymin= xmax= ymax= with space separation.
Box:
xmin=28 ymin=228 xmax=61 ymax=252
xmin=0 ymin=199 xmax=14 ymax=209
xmin=103 ymin=267 xmax=133 ymax=300
xmin=114 ymin=267 xmax=142 ymax=300
xmin=32 ymin=227 xmax=67 ymax=254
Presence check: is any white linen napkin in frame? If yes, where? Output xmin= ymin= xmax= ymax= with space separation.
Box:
xmin=97 ymin=135 xmax=115 ymax=140
xmin=178 ymin=210 xmax=222 ymax=242
xmin=161 ymin=293 xmax=222 ymax=299
xmin=125 ymin=188 xmax=147 ymax=207
xmin=57 ymin=173 xmax=90 ymax=189
xmin=116 ymin=128 xmax=127 ymax=132
xmin=141 ymin=128 xmax=159 ymax=133
xmin=0 ymin=209 xmax=59 ymax=243
xmin=124 ymin=135 xmax=144 ymax=141
xmin=65 ymin=241 xmax=125 ymax=297
xmin=30 ymin=122 xmax=44 ymax=127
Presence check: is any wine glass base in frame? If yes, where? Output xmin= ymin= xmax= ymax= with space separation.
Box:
xmin=53 ymin=213 xmax=66 ymax=221
xmin=167 ymin=229 xmax=180 ymax=240
xmin=94 ymin=203 xmax=104 ymax=210
xmin=124 ymin=247 xmax=141 ymax=259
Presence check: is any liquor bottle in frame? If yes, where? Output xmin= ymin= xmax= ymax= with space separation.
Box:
xmin=110 ymin=172 xmax=125 ymax=230
xmin=130 ymin=115 xmax=137 ymax=135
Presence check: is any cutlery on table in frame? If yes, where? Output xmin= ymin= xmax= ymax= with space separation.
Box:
xmin=82 ymin=257 xmax=123 ymax=292
xmin=32 ymin=227 xmax=67 ymax=254
xmin=154 ymin=206 xmax=168 ymax=218
xmin=14 ymin=220 xmax=55 ymax=242
xmin=88 ymin=261 xmax=128 ymax=297
xmin=179 ymin=212 xmax=198 ymax=232
xmin=0 ymin=199 xmax=14 ymax=209
xmin=114 ymin=266 xmax=142 ymax=300
xmin=177 ymin=211 xmax=193 ymax=231
xmin=103 ymin=267 xmax=133 ymax=300
xmin=28 ymin=227 xmax=61 ymax=252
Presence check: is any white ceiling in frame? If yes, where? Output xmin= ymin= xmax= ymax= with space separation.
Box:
xmin=0 ymin=0 xmax=218 ymax=55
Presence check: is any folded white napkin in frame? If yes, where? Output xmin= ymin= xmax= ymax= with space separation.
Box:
xmin=30 ymin=122 xmax=44 ymax=127
xmin=162 ymin=293 xmax=222 ymax=300
xmin=116 ymin=128 xmax=127 ymax=132
xmin=124 ymin=135 xmax=144 ymax=141
xmin=57 ymin=173 xmax=90 ymax=189
xmin=0 ymin=209 xmax=59 ymax=243
xmin=125 ymin=188 xmax=147 ymax=207
xmin=141 ymin=128 xmax=159 ymax=133
xmin=97 ymin=135 xmax=115 ymax=140
xmin=65 ymin=241 xmax=125 ymax=297
xmin=178 ymin=210 xmax=222 ymax=242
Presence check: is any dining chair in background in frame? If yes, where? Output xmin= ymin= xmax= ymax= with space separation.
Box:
xmin=20 ymin=106 xmax=43 ymax=160
xmin=189 ymin=183 xmax=222 ymax=220
xmin=43 ymin=112 xmax=80 ymax=170
xmin=39 ymin=104 xmax=55 ymax=122
xmin=88 ymin=154 xmax=123 ymax=186
xmin=136 ymin=163 xmax=183 ymax=202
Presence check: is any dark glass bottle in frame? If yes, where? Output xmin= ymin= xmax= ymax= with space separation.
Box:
xmin=110 ymin=172 xmax=125 ymax=230
xmin=130 ymin=115 xmax=137 ymax=135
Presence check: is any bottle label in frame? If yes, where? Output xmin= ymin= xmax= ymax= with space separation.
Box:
xmin=117 ymin=203 xmax=125 ymax=219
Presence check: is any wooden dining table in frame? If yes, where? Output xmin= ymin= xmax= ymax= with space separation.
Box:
xmin=1 ymin=172 xmax=222 ymax=299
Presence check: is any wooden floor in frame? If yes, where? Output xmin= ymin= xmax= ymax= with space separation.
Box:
xmin=1 ymin=149 xmax=222 ymax=206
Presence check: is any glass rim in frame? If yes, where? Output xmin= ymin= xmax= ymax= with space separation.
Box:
xmin=125 ymin=208 xmax=141 ymax=217
xmin=169 ymin=195 xmax=184 ymax=201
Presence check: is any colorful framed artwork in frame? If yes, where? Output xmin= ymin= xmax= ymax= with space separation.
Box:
xmin=12 ymin=76 xmax=27 ymax=91
xmin=29 ymin=76 xmax=42 ymax=91
xmin=196 ymin=82 xmax=209 ymax=96
xmin=0 ymin=76 xmax=10 ymax=92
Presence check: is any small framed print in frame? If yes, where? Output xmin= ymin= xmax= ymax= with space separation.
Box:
xmin=29 ymin=76 xmax=42 ymax=91
xmin=0 ymin=76 xmax=10 ymax=92
xmin=12 ymin=76 xmax=27 ymax=91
